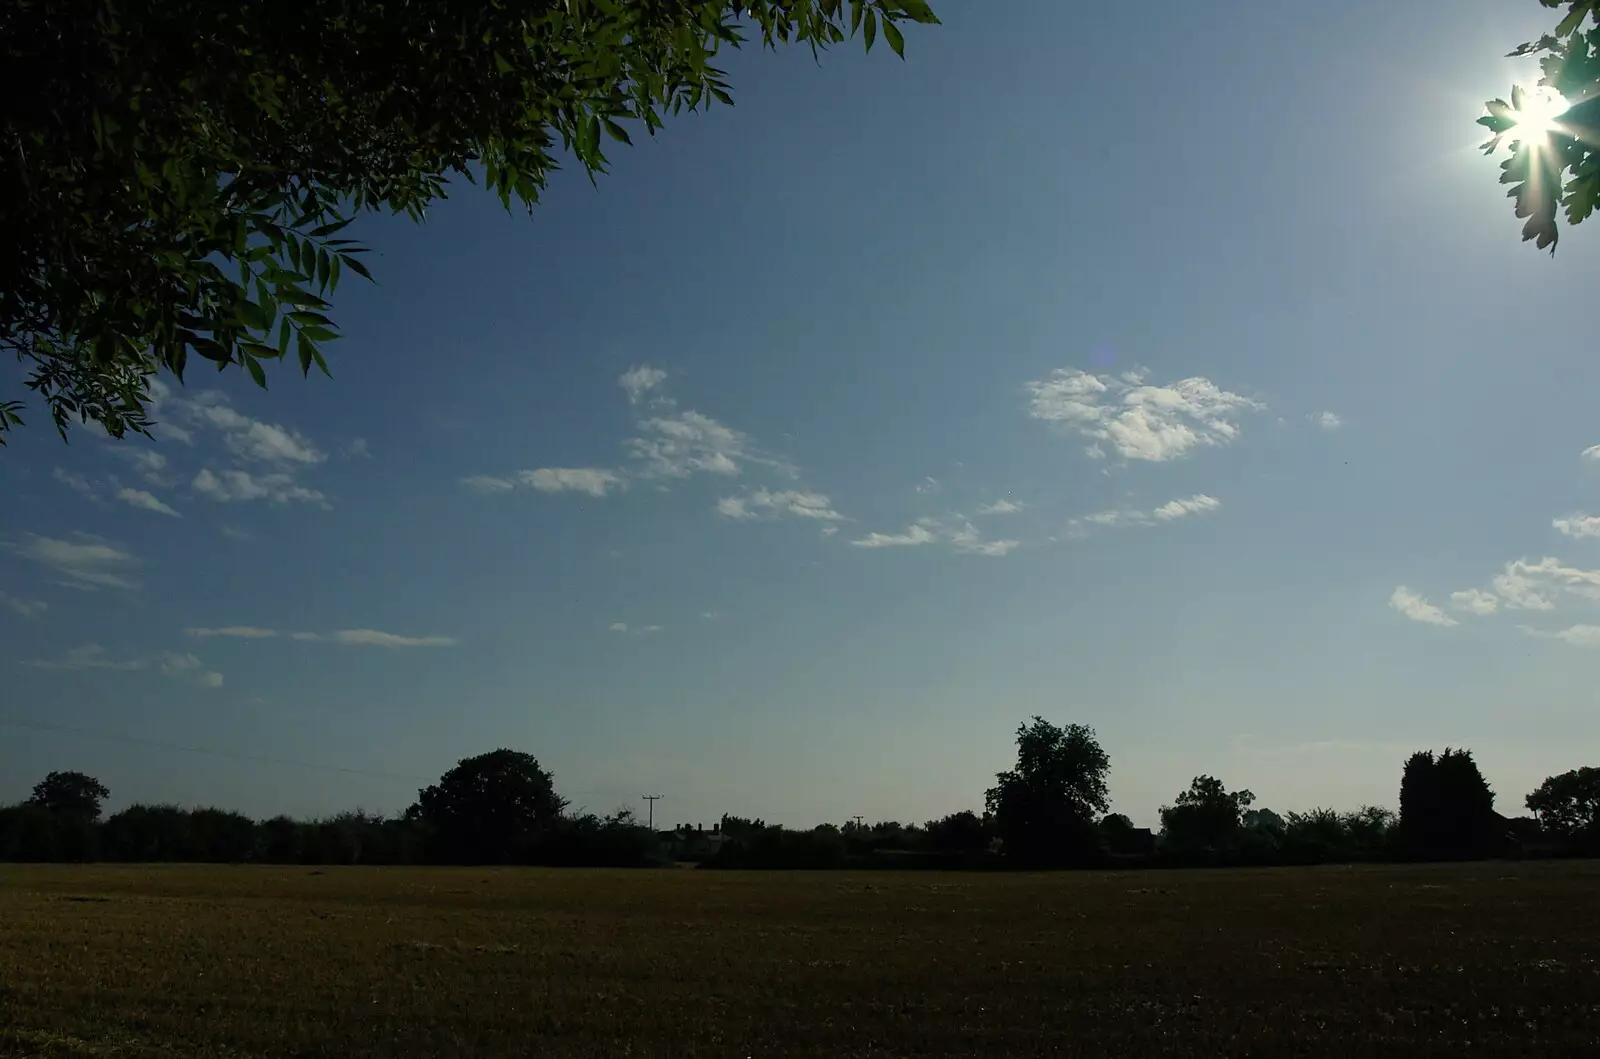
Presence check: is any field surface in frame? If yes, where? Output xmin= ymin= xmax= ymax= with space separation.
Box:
xmin=1 ymin=860 xmax=1597 ymax=1057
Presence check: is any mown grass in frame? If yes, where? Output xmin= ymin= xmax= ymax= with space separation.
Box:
xmin=1 ymin=860 xmax=1597 ymax=1057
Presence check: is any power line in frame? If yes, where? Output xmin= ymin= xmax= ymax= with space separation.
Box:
xmin=0 ymin=714 xmax=430 ymax=784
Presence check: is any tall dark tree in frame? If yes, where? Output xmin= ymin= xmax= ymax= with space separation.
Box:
xmin=1479 ymin=2 xmax=1600 ymax=252
xmin=0 ymin=0 xmax=938 ymax=442
xmin=1398 ymin=749 xmax=1499 ymax=859
xmin=925 ymin=810 xmax=990 ymax=854
xmin=1526 ymin=766 xmax=1600 ymax=852
xmin=985 ymin=718 xmax=1111 ymax=866
xmin=409 ymin=749 xmax=567 ymax=864
xmin=1158 ymin=775 xmax=1254 ymax=854
xmin=26 ymin=771 xmax=110 ymax=821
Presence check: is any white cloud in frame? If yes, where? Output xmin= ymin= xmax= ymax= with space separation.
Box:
xmin=53 ymin=468 xmax=100 ymax=500
xmin=1550 ymin=624 xmax=1600 ymax=647
xmin=1583 ymin=445 xmax=1600 ymax=462
xmin=1153 ymin=494 xmax=1221 ymax=521
xmin=343 ymin=438 xmax=370 ymax=459
xmin=187 ymin=395 xmax=325 ymax=465
xmin=1 ymin=591 xmax=47 ymax=620
xmin=158 ymin=652 xmax=225 ymax=688
xmin=112 ymin=449 xmax=171 ymax=485
xmin=1476 ymin=557 xmax=1600 ymax=612
xmin=1553 ymin=515 xmax=1600 ymax=539
xmin=638 ymin=624 xmax=663 ymax=634
xmin=1026 ymin=368 xmax=1263 ymax=462
xmin=1313 ymin=411 xmax=1343 ymax=430
xmin=461 ymin=475 xmax=516 ymax=493
xmin=716 ymin=489 xmax=843 ymax=522
xmin=946 ymin=522 xmax=1020 ymax=556
xmin=328 ymin=629 xmax=457 ymax=648
xmin=619 ymin=365 xmax=668 ymax=404
xmin=24 ymin=645 xmax=222 ymax=687
xmin=26 ymin=644 xmax=147 ymax=671
xmin=7 ymin=534 xmax=137 ymax=590
xmin=850 ymin=523 xmax=939 ymax=548
xmin=608 ymin=622 xmax=629 ymax=633
xmin=116 ymin=487 xmax=181 ymax=517
xmin=522 ymin=467 xmax=625 ymax=497
xmin=1388 ymin=586 xmax=1458 ymax=627
xmin=1070 ymin=494 xmax=1221 ymax=534
xmin=193 ymin=468 xmax=327 ymax=506
xmin=630 ymin=410 xmax=759 ymax=478
xmin=975 ymin=499 xmax=1023 ymax=516
xmin=1450 ymin=589 xmax=1499 ymax=616
xmin=186 ymin=626 xmax=279 ymax=639
xmin=915 ymin=477 xmax=943 ymax=496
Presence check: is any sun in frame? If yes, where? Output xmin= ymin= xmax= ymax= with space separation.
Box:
xmin=1508 ymin=85 xmax=1570 ymax=145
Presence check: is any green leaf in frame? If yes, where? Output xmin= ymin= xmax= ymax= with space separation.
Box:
xmin=278 ymin=316 xmax=292 ymax=354
xmin=244 ymin=355 xmax=267 ymax=388
xmin=1556 ymin=0 xmax=1594 ymax=38
xmin=851 ymin=0 xmax=864 ymax=33
xmin=864 ymin=9 xmax=877 ymax=51
xmin=883 ymin=18 xmax=904 ymax=58
xmin=603 ymin=117 xmax=632 ymax=144
xmin=342 ymin=255 xmax=374 ymax=282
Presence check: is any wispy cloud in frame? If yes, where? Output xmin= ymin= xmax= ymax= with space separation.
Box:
xmin=1154 ymin=494 xmax=1221 ymax=521
xmin=116 ymin=487 xmax=181 ymax=517
xmin=183 ymin=626 xmax=455 ymax=647
xmin=850 ymin=517 xmax=1016 ymax=556
xmin=1583 ymin=445 xmax=1600 ymax=462
xmin=193 ymin=468 xmax=327 ymax=507
xmin=5 ymin=534 xmax=138 ymax=590
xmin=1553 ymin=515 xmax=1600 ymax=539
xmin=1 ymin=590 xmax=47 ymax=619
xmin=523 ymin=468 xmax=626 ymax=497
xmin=716 ymin=489 xmax=843 ymax=522
xmin=461 ymin=475 xmax=516 ymax=493
xmin=1450 ymin=588 xmax=1499 ymax=616
xmin=1026 ymin=368 xmax=1263 ymax=462
xmin=630 ymin=409 xmax=762 ymax=478
xmin=1527 ymin=623 xmax=1600 ymax=647
xmin=24 ymin=644 xmax=222 ymax=687
xmin=607 ymin=621 xmax=663 ymax=635
xmin=975 ymin=499 xmax=1023 ymax=516
xmin=52 ymin=468 xmax=101 ymax=501
xmin=184 ymin=393 xmax=325 ymax=465
xmin=1070 ymin=495 xmax=1222 ymax=534
xmin=1312 ymin=411 xmax=1343 ymax=431
xmin=619 ymin=365 xmax=668 ymax=405
xmin=850 ymin=523 xmax=939 ymax=548
xmin=608 ymin=622 xmax=630 ymax=633
xmin=186 ymin=626 xmax=279 ymax=639
xmin=1388 ymin=586 xmax=1458 ymax=627
xmin=111 ymin=449 xmax=173 ymax=486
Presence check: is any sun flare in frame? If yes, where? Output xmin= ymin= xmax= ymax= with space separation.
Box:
xmin=1509 ymin=85 xmax=1570 ymax=145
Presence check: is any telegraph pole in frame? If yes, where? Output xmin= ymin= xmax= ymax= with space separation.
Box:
xmin=642 ymin=794 xmax=664 ymax=831
xmin=850 ymin=815 xmax=864 ymax=829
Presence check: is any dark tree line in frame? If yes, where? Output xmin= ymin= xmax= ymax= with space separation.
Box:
xmin=5 ymin=729 xmax=1598 ymax=868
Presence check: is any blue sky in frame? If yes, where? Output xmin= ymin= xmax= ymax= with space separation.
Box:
xmin=4 ymin=1 xmax=1599 ymax=829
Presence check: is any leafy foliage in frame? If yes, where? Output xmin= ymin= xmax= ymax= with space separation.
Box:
xmin=1158 ymin=775 xmax=1255 ymax=854
xmin=985 ymin=717 xmax=1111 ymax=865
xmin=1398 ymin=748 xmax=1500 ymax=859
xmin=26 ymin=771 xmax=110 ymax=821
xmin=409 ymin=748 xmax=569 ymax=864
xmin=1479 ymin=2 xmax=1600 ymax=251
xmin=1526 ymin=766 xmax=1600 ymax=850
xmin=0 ymin=0 xmax=939 ymax=442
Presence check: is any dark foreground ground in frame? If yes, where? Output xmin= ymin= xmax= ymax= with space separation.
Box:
xmin=1 ymin=860 xmax=1596 ymax=1057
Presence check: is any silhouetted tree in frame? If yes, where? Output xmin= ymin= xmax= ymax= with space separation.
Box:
xmin=409 ymin=749 xmax=568 ymax=864
xmin=1526 ymin=766 xmax=1600 ymax=853
xmin=27 ymin=771 xmax=110 ymax=821
xmin=926 ymin=810 xmax=991 ymax=854
xmin=1159 ymin=776 xmax=1254 ymax=856
xmin=1398 ymin=749 xmax=1499 ymax=860
xmin=986 ymin=718 xmax=1110 ymax=866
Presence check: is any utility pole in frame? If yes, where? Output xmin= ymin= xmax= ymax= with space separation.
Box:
xmin=850 ymin=815 xmax=864 ymax=829
xmin=642 ymin=794 xmax=664 ymax=831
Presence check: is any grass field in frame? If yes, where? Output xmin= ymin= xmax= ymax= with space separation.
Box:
xmin=1 ymin=860 xmax=1597 ymax=1057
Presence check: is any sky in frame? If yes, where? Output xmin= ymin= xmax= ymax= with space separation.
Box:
xmin=4 ymin=1 xmax=1599 ymax=830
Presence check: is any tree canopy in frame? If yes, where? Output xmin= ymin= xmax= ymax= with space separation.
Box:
xmin=0 ymin=0 xmax=938 ymax=443
xmin=985 ymin=718 xmax=1111 ymax=866
xmin=409 ymin=749 xmax=568 ymax=864
xmin=1398 ymin=749 xmax=1500 ymax=859
xmin=1480 ymin=1 xmax=1600 ymax=251
xmin=1526 ymin=766 xmax=1600 ymax=850
xmin=1158 ymin=775 xmax=1255 ymax=853
xmin=27 ymin=771 xmax=110 ymax=821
